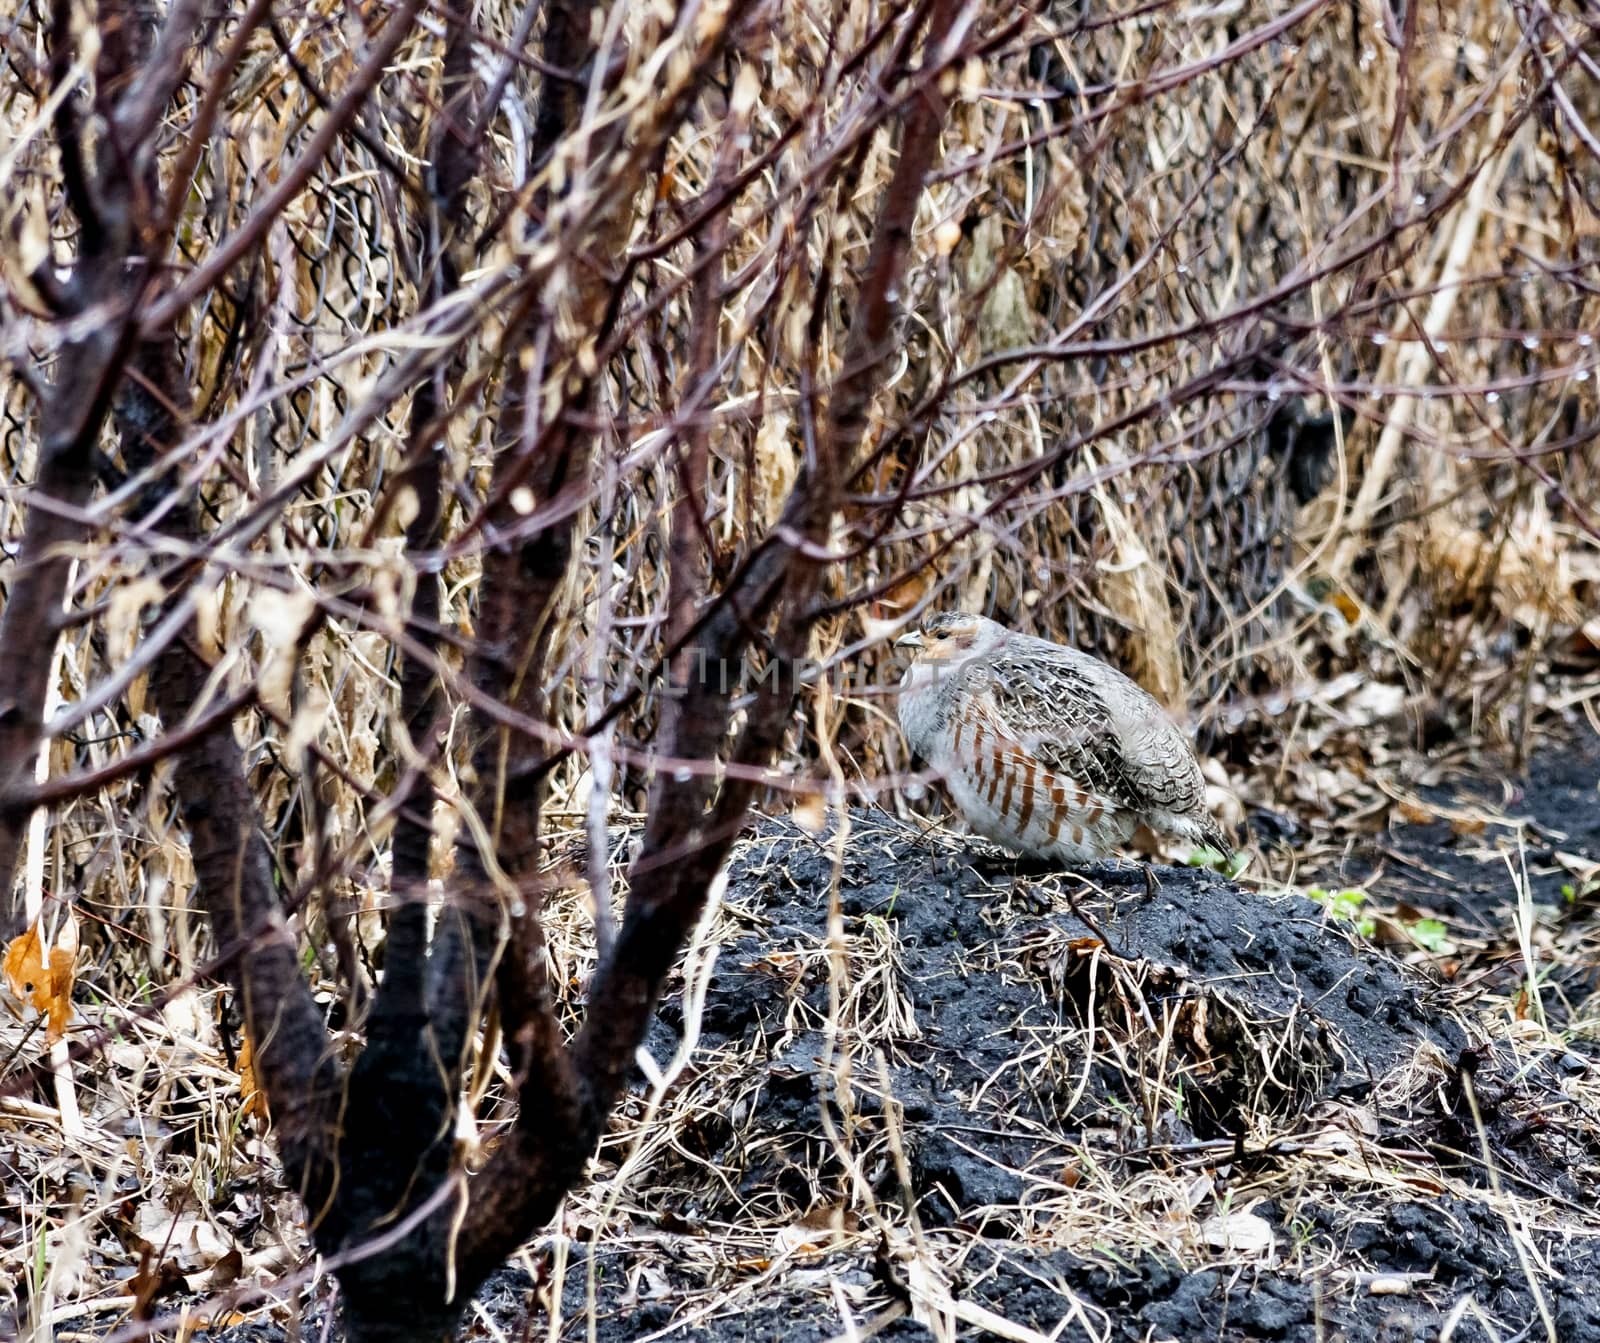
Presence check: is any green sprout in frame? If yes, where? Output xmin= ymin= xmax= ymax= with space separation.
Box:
xmin=1307 ymin=887 xmax=1455 ymax=952
xmin=1407 ymin=917 xmax=1453 ymax=954
xmin=1307 ymin=886 xmax=1376 ymax=939
xmin=1188 ymin=846 xmax=1250 ymax=878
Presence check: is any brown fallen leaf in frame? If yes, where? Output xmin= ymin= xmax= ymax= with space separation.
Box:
xmin=237 ymin=1032 xmax=271 ymax=1123
xmin=1330 ymin=591 xmax=1362 ymax=624
xmin=207 ymin=1245 xmax=245 ymax=1291
xmin=791 ymin=792 xmax=828 ymax=834
xmin=132 ymin=1245 xmax=187 ymax=1320
xmin=3 ymin=910 xmax=79 ymax=1044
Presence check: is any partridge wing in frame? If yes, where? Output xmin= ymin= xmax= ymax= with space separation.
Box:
xmin=982 ymin=654 xmax=1147 ymax=811
xmin=1112 ymin=710 xmax=1210 ymax=814
xmin=1021 ymin=646 xmax=1209 ymax=815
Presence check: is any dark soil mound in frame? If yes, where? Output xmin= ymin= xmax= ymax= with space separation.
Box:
xmin=528 ymin=810 xmax=1597 ymax=1343
xmin=679 ymin=815 xmax=1465 ymax=1205
xmin=214 ymin=804 xmax=1600 ymax=1343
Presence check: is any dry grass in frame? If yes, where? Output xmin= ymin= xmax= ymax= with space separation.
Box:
xmin=6 ymin=773 xmax=1600 ymax=1338
xmin=1 ymin=0 xmax=1599 ymax=1334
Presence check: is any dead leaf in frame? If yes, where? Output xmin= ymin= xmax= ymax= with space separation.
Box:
xmin=3 ymin=911 xmax=79 ymax=1043
xmin=1182 ymin=996 xmax=1213 ymax=1057
xmin=136 ymin=1199 xmax=232 ymax=1266
xmin=132 ymin=1246 xmax=187 ymax=1320
xmin=792 ymin=793 xmax=828 ymax=834
xmin=1198 ymin=1209 xmax=1277 ymax=1259
xmin=877 ymin=569 xmax=931 ymax=620
xmin=207 ymin=1246 xmax=244 ymax=1291
xmin=237 ymin=1032 xmax=270 ymax=1123
xmin=1344 ymin=682 xmax=1407 ymax=725
xmin=797 ymin=1203 xmax=858 ymax=1233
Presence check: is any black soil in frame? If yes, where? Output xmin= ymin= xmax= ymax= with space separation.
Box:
xmin=534 ymin=804 xmax=1598 ymax=1343
xmin=1323 ymin=733 xmax=1600 ymax=1019
xmin=213 ymin=758 xmax=1600 ymax=1343
xmin=1319 ymin=733 xmax=1599 ymax=927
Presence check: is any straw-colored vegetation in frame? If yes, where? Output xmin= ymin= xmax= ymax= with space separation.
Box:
xmin=0 ymin=0 xmax=1597 ymax=1336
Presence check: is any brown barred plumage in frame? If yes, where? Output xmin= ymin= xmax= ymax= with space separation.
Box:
xmin=896 ymin=613 xmax=1232 ymax=863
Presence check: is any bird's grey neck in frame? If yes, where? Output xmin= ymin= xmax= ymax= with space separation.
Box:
xmin=899 ymin=657 xmax=984 ymax=753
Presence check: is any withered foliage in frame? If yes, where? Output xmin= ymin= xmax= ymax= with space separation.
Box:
xmin=0 ymin=0 xmax=1596 ymax=1336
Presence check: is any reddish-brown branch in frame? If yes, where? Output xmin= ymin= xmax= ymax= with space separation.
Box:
xmin=456 ymin=0 xmax=969 ymax=1278
xmin=0 ymin=685 xmax=255 ymax=815
xmin=445 ymin=212 xmax=606 ymax=1099
xmin=358 ymin=0 xmax=481 ymax=1061
xmin=123 ymin=330 xmax=345 ymax=1214
xmin=0 ymin=316 xmax=133 ymax=938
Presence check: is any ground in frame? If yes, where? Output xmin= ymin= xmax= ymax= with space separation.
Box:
xmin=8 ymin=739 xmax=1600 ymax=1342
xmin=429 ymin=734 xmax=1599 ymax=1343
xmin=504 ymin=768 xmax=1599 ymax=1343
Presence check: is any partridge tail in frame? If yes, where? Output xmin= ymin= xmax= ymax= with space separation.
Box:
xmin=1199 ymin=813 xmax=1235 ymax=860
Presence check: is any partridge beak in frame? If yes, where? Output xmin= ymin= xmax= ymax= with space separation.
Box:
xmin=895 ymin=630 xmax=924 ymax=649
